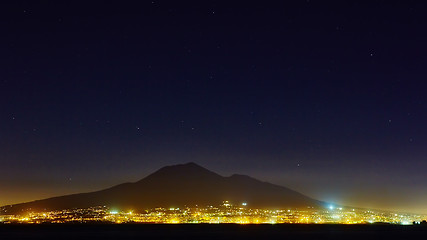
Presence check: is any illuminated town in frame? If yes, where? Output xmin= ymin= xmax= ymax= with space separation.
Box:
xmin=1 ymin=201 xmax=426 ymax=225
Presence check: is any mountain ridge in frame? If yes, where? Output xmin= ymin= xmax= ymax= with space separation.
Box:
xmin=1 ymin=162 xmax=326 ymax=215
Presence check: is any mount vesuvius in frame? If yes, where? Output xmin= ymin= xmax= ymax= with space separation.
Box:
xmin=1 ymin=163 xmax=328 ymax=214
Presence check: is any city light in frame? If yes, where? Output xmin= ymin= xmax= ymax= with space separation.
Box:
xmin=0 ymin=204 xmax=425 ymax=225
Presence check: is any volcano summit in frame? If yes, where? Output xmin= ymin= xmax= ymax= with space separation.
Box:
xmin=1 ymin=163 xmax=326 ymax=214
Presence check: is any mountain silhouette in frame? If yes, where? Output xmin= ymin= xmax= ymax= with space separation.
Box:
xmin=1 ymin=162 xmax=326 ymax=214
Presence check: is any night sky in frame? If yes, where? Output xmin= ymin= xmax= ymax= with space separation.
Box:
xmin=1 ymin=1 xmax=426 ymax=213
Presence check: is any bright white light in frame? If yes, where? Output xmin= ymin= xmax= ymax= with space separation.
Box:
xmin=329 ymin=205 xmax=334 ymax=210
xmin=110 ymin=211 xmax=118 ymax=214
xmin=242 ymin=202 xmax=247 ymax=206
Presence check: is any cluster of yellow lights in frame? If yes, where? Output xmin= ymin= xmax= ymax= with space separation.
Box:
xmin=1 ymin=203 xmax=425 ymax=225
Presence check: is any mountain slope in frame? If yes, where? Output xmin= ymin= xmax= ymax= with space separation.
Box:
xmin=1 ymin=162 xmax=325 ymax=215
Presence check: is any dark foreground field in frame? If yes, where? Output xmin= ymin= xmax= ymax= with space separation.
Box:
xmin=1 ymin=224 xmax=426 ymax=240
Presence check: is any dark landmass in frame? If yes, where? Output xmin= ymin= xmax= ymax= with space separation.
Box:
xmin=1 ymin=163 xmax=326 ymax=215
xmin=1 ymin=224 xmax=427 ymax=240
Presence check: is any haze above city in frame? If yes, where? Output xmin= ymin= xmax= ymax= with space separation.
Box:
xmin=1 ymin=1 xmax=426 ymax=214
